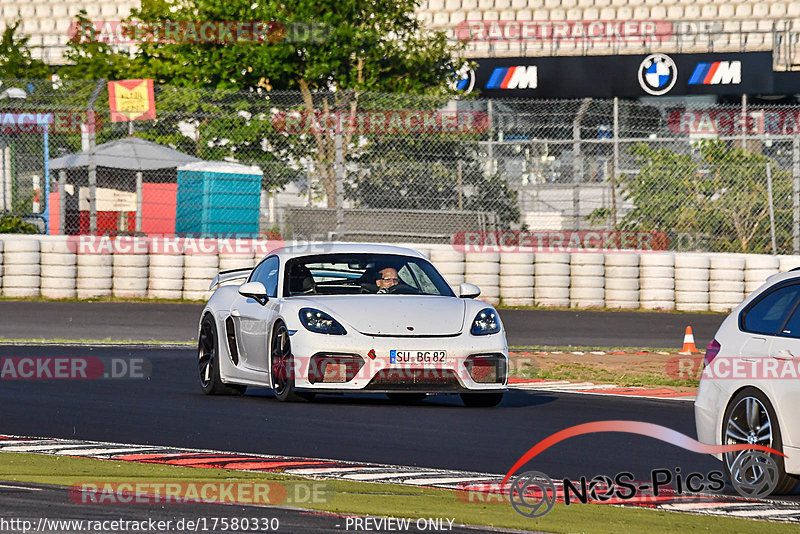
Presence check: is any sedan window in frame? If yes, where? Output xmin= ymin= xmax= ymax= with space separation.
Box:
xmin=742 ymin=284 xmax=800 ymax=335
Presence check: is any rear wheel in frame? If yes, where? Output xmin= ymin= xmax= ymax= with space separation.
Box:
xmin=722 ymin=388 xmax=799 ymax=495
xmin=198 ymin=314 xmax=246 ymax=396
xmin=460 ymin=392 xmax=504 ymax=407
xmin=387 ymin=393 xmax=428 ymax=404
xmin=271 ymin=322 xmax=313 ymax=402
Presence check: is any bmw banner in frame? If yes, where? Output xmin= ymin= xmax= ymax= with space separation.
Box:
xmin=468 ymin=52 xmax=773 ymax=98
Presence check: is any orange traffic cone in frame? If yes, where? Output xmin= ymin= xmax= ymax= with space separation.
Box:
xmin=681 ymin=326 xmax=698 ymax=354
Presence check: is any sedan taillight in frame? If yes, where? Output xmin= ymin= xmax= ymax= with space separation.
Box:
xmin=703 ymin=339 xmax=721 ymax=367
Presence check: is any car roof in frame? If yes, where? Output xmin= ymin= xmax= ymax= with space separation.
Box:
xmin=270 ymin=242 xmax=427 ymax=260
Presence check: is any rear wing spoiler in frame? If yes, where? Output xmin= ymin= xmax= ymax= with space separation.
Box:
xmin=209 ymin=268 xmax=253 ymax=291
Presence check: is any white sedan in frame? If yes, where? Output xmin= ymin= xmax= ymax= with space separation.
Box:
xmin=695 ymin=270 xmax=800 ymax=494
xmin=197 ymin=244 xmax=508 ymax=407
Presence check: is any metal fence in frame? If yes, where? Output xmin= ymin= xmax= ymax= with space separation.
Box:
xmin=2 ymin=78 xmax=800 ymax=254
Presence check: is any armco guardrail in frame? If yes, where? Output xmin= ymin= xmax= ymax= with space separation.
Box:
xmin=1 ymin=234 xmax=799 ymax=311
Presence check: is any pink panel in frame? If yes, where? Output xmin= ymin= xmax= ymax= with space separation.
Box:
xmin=142 ymin=182 xmax=177 ymax=236
xmin=48 ymin=192 xmax=59 ymax=235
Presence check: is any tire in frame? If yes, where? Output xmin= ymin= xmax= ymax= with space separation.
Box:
xmin=639 ymin=277 xmax=674 ymax=290
xmin=500 ymin=252 xmax=534 ymax=265
xmin=745 ymin=256 xmax=779 ymax=270
xmin=40 ymin=238 xmax=71 ymax=254
xmin=571 ymin=264 xmax=604 ymax=277
xmin=502 ymin=298 xmax=534 ymax=306
xmin=500 ymin=263 xmax=534 ymax=276
xmin=710 ymin=280 xmax=745 ymax=293
xmin=640 ymin=266 xmax=674 ymax=278
xmin=198 ymin=315 xmax=246 ymax=396
xmin=183 ymin=278 xmax=214 ymax=292
xmin=3 ymin=264 xmax=40 ymax=276
xmin=41 ymin=278 xmax=76 ymax=290
xmin=570 ymin=277 xmax=604 ymax=289
xmin=570 ymin=253 xmax=604 ymax=265
xmin=604 ymin=289 xmax=638 ymax=302
xmin=433 ymin=261 xmax=464 ymax=275
xmin=535 ymin=275 xmax=570 ymax=288
xmin=41 ymin=253 xmax=77 ymax=266
xmin=184 ymin=255 xmax=219 ymax=269
xmin=721 ymin=388 xmax=800 ymax=495
xmin=3 ymin=251 xmax=39 ymax=265
xmin=535 ymin=252 xmax=570 ymax=264
xmin=148 ymin=278 xmax=183 ymax=291
xmin=465 ymin=274 xmax=499 ymax=287
xmin=3 ymin=239 xmax=39 ymax=253
xmin=219 ymin=257 xmax=254 ymax=271
xmin=674 ymin=253 xmax=710 ymax=269
xmin=271 ymin=321 xmax=311 ymax=402
xmin=465 ymin=262 xmax=500 ymax=275
xmin=534 ymin=263 xmax=570 ymax=276
xmin=430 ymin=249 xmax=464 ymax=263
xmin=605 ymin=253 xmax=639 ymax=267
xmin=674 ymin=268 xmax=710 ymax=281
xmin=534 ymin=287 xmax=570 ymax=299
xmin=499 ymin=275 xmax=534 ymax=288
xmin=605 ymin=278 xmax=638 ymax=291
xmin=183 ymin=266 xmax=218 ymax=281
xmin=675 ymin=280 xmax=709 ymax=292
xmin=779 ymin=256 xmax=800 ymax=272
xmin=77 ymin=254 xmax=112 ymax=267
xmin=150 ymin=254 xmax=183 ymax=268
xmin=710 ymin=269 xmax=744 ymax=282
xmin=112 ymin=266 xmax=148 ymax=279
xmin=41 ymin=265 xmax=77 ymax=278
xmin=387 ymin=393 xmax=428 ymax=403
xmin=605 ymin=266 xmax=638 ymax=279
xmin=460 ymin=392 xmax=504 ymax=407
xmin=149 ymin=266 xmax=184 ymax=279
xmin=710 ymin=255 xmax=745 ymax=270
xmin=113 ymin=254 xmax=149 ymax=268
xmin=745 ymin=269 xmax=778 ymax=283
xmin=639 ymin=253 xmax=674 ymax=267
xmin=466 ymin=252 xmax=499 ymax=263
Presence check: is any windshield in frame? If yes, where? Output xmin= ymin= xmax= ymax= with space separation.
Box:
xmin=283 ymin=253 xmax=455 ymax=297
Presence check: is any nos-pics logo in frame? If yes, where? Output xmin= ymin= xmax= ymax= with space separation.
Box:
xmin=638 ymin=54 xmax=677 ymax=96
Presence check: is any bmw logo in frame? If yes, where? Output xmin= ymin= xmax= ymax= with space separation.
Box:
xmin=638 ymin=54 xmax=677 ymax=96
xmin=451 ymin=65 xmax=475 ymax=94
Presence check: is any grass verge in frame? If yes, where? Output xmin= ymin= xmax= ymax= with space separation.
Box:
xmin=0 ymin=452 xmax=792 ymax=533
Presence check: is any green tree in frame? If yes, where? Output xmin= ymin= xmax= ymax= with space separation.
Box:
xmin=59 ymin=0 xmax=466 ymax=206
xmin=0 ymin=21 xmax=50 ymax=79
xmin=613 ymin=140 xmax=792 ymax=253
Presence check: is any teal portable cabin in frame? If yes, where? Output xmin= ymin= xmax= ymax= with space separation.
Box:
xmin=175 ymin=161 xmax=262 ymax=236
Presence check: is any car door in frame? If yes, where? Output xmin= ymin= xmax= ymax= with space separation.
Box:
xmin=739 ymin=283 xmax=800 ymax=360
xmin=765 ymin=293 xmax=800 ymax=449
xmin=232 ymin=256 xmax=280 ymax=372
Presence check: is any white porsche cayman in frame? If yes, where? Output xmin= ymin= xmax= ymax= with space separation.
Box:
xmin=197 ymin=244 xmax=509 ymax=407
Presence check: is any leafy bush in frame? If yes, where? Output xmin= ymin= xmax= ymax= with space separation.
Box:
xmin=0 ymin=214 xmax=39 ymax=234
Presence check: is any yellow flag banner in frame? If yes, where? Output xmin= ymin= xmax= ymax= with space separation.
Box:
xmin=107 ymin=79 xmax=156 ymax=122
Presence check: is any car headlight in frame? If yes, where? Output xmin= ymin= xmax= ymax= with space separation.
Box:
xmin=470 ymin=308 xmax=500 ymax=335
xmin=299 ymin=308 xmax=347 ymax=335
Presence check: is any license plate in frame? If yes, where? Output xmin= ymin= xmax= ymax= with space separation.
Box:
xmin=390 ymin=350 xmax=447 ymax=365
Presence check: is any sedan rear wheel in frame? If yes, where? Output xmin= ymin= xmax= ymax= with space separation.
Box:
xmin=271 ymin=322 xmax=312 ymax=402
xmin=198 ymin=314 xmax=246 ymax=396
xmin=723 ymin=388 xmax=799 ymax=495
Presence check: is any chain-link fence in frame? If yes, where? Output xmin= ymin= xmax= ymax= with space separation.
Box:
xmin=2 ymin=78 xmax=800 ymax=254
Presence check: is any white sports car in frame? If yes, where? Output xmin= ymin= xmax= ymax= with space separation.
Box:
xmin=197 ymin=244 xmax=509 ymax=407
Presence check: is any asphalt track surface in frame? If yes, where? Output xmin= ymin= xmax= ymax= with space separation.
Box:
xmin=0 ymin=481 xmax=486 ymax=534
xmin=0 ymin=345 xmax=720 ymax=483
xmin=0 ymin=301 xmax=725 ymax=349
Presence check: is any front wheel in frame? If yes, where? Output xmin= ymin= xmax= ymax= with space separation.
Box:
xmin=198 ymin=314 xmax=246 ymax=396
xmin=271 ymin=322 xmax=312 ymax=402
xmin=460 ymin=392 xmax=504 ymax=407
xmin=722 ymin=388 xmax=799 ymax=495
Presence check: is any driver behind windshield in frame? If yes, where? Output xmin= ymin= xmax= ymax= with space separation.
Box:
xmin=376 ymin=267 xmax=399 ymax=294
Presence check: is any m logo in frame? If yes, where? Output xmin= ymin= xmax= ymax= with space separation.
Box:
xmin=688 ymin=61 xmax=741 ymax=85
xmin=486 ymin=66 xmax=538 ymax=89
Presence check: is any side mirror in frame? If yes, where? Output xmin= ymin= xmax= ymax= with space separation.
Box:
xmin=239 ymin=281 xmax=268 ymax=305
xmin=459 ymin=282 xmax=481 ymax=299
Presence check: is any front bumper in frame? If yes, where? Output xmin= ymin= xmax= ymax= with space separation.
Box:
xmin=287 ymin=327 xmax=508 ymax=393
